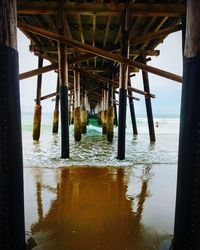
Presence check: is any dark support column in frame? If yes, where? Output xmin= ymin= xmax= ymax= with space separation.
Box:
xmin=113 ymin=92 xmax=118 ymax=126
xmin=58 ymin=42 xmax=69 ymax=158
xmin=107 ymin=83 xmax=114 ymax=142
xmin=52 ymin=75 xmax=60 ymax=133
xmin=102 ymin=87 xmax=108 ymax=135
xmin=33 ymin=57 xmax=43 ymax=140
xmin=81 ymin=87 xmax=87 ymax=134
xmin=74 ymin=69 xmax=82 ymax=141
xmin=117 ymin=10 xmax=129 ymax=160
xmin=0 ymin=1 xmax=25 ymax=249
xmin=141 ymin=57 xmax=156 ymax=142
xmin=173 ymin=1 xmax=200 ymax=249
xmin=128 ymin=77 xmax=138 ymax=136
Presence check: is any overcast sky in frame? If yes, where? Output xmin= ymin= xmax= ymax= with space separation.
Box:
xmin=18 ymin=29 xmax=182 ymax=115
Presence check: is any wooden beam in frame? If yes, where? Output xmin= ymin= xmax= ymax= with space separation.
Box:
xmin=129 ymin=49 xmax=160 ymax=56
xmin=18 ymin=22 xmax=182 ymax=83
xmin=114 ymin=90 xmax=140 ymax=101
xmin=17 ymin=2 xmax=186 ymax=16
xmin=81 ymin=70 xmax=155 ymax=98
xmin=65 ymin=24 xmax=181 ymax=65
xmin=130 ymin=24 xmax=182 ymax=45
xmin=19 ymin=63 xmax=58 ymax=80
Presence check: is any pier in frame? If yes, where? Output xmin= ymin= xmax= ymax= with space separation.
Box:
xmin=1 ymin=0 xmax=200 ymax=249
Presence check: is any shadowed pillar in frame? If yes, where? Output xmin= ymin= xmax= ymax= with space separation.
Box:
xmin=81 ymin=88 xmax=87 ymax=134
xmin=173 ymin=1 xmax=200 ymax=249
xmin=0 ymin=0 xmax=25 ymax=249
xmin=107 ymin=83 xmax=114 ymax=142
xmin=33 ymin=56 xmax=43 ymax=140
xmin=74 ymin=69 xmax=82 ymax=141
xmin=128 ymin=76 xmax=138 ymax=136
xmin=113 ymin=92 xmax=118 ymax=126
xmin=52 ymin=75 xmax=60 ymax=133
xmin=58 ymin=42 xmax=69 ymax=158
xmin=101 ymin=87 xmax=108 ymax=135
xmin=141 ymin=57 xmax=155 ymax=142
xmin=117 ymin=9 xmax=129 ymax=160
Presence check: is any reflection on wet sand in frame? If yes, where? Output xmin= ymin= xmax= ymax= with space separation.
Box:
xmin=30 ymin=167 xmax=163 ymax=250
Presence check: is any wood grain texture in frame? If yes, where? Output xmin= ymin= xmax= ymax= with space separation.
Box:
xmin=184 ymin=0 xmax=200 ymax=58
xmin=0 ymin=0 xmax=17 ymax=49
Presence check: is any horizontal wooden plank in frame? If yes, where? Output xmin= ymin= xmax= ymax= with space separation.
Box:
xmin=17 ymin=2 xmax=186 ymax=16
xmin=19 ymin=63 xmax=57 ymax=80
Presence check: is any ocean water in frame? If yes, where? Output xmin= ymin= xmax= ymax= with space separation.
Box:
xmin=22 ymin=113 xmax=180 ymax=250
xmin=22 ymin=113 xmax=180 ymax=168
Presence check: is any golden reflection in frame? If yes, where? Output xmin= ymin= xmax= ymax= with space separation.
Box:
xmin=31 ymin=167 xmax=160 ymax=250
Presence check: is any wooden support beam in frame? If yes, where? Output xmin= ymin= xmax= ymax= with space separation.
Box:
xmin=18 ymin=22 xmax=182 ymax=83
xmin=130 ymin=24 xmax=182 ymax=46
xmin=33 ymin=56 xmax=43 ymax=141
xmin=69 ymin=24 xmax=181 ymax=65
xmin=58 ymin=39 xmax=70 ymax=158
xmin=141 ymin=57 xmax=156 ymax=142
xmin=74 ymin=68 xmax=82 ymax=141
xmin=82 ymin=70 xmax=155 ymax=98
xmin=117 ymin=9 xmax=129 ymax=160
xmin=0 ymin=0 xmax=25 ymax=249
xmin=173 ymin=1 xmax=200 ymax=249
xmin=19 ymin=63 xmax=57 ymax=80
xmin=129 ymin=49 xmax=160 ymax=57
xmin=17 ymin=2 xmax=186 ymax=16
xmin=52 ymin=76 xmax=60 ymax=133
xmin=128 ymin=77 xmax=138 ymax=135
xmin=114 ymin=90 xmax=140 ymax=101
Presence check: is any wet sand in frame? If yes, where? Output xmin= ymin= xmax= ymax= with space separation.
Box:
xmin=24 ymin=165 xmax=177 ymax=250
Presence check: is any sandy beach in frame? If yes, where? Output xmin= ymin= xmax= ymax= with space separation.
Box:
xmin=24 ymin=164 xmax=177 ymax=250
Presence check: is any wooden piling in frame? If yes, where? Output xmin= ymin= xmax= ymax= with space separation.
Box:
xmin=141 ymin=57 xmax=156 ymax=142
xmin=128 ymin=77 xmax=138 ymax=135
xmin=173 ymin=1 xmax=200 ymax=249
xmin=74 ymin=69 xmax=82 ymax=141
xmin=117 ymin=10 xmax=129 ymax=160
xmin=101 ymin=88 xmax=108 ymax=135
xmin=33 ymin=57 xmax=43 ymax=140
xmin=113 ymin=92 xmax=118 ymax=126
xmin=106 ymin=83 xmax=114 ymax=142
xmin=107 ymin=106 xmax=114 ymax=142
xmin=52 ymin=75 xmax=60 ymax=133
xmin=0 ymin=0 xmax=25 ymax=249
xmin=81 ymin=90 xmax=87 ymax=134
xmin=58 ymin=41 xmax=70 ymax=158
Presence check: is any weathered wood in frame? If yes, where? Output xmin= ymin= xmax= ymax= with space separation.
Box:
xmin=114 ymin=90 xmax=140 ymax=101
xmin=35 ymin=57 xmax=43 ymax=105
xmin=184 ymin=1 xmax=200 ymax=57
xmin=17 ymin=2 xmax=186 ymax=16
xmin=130 ymin=24 xmax=182 ymax=45
xmin=141 ymin=57 xmax=155 ymax=142
xmin=0 ymin=0 xmax=17 ymax=49
xmin=52 ymin=75 xmax=60 ymax=133
xmin=0 ymin=1 xmax=25 ymax=249
xmin=30 ymin=45 xmax=160 ymax=57
xmin=117 ymin=9 xmax=129 ymax=160
xmin=33 ymin=57 xmax=43 ymax=140
xmin=74 ymin=69 xmax=82 ymax=141
xmin=18 ymin=22 xmax=183 ymax=83
xmin=173 ymin=1 xmax=200 ymax=249
xmin=113 ymin=92 xmax=118 ymax=126
xmin=19 ymin=63 xmax=57 ymax=80
xmin=81 ymin=70 xmax=155 ymax=98
xmin=69 ymin=24 xmax=181 ymax=66
xmin=128 ymin=77 xmax=138 ymax=136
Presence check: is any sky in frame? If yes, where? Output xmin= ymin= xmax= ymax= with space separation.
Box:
xmin=17 ymin=29 xmax=183 ymax=115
